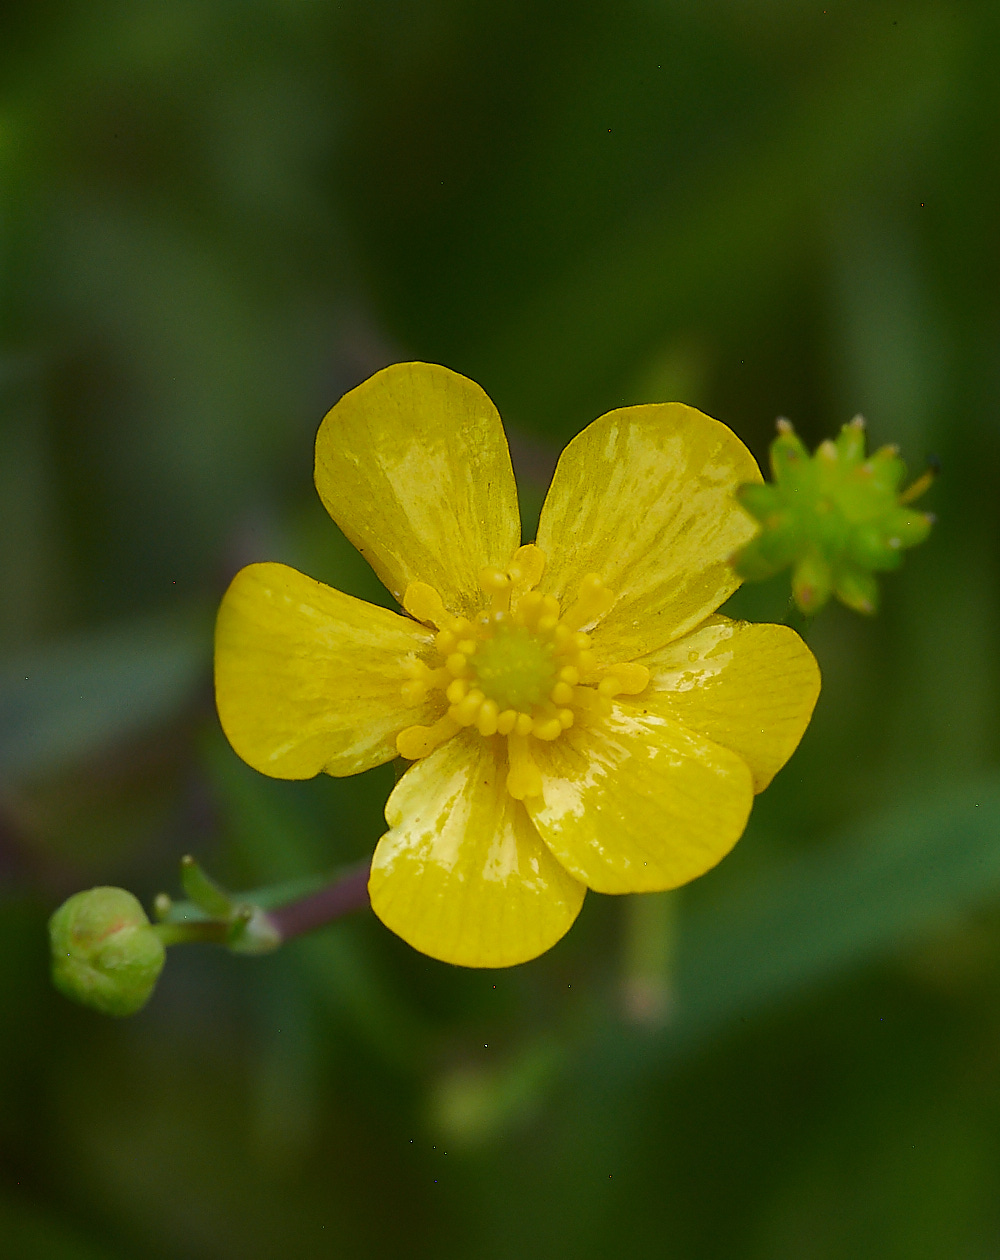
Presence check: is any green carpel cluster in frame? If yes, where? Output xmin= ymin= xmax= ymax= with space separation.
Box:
xmin=734 ymin=416 xmax=934 ymax=616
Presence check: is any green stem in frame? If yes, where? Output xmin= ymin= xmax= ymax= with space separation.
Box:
xmin=154 ymin=919 xmax=231 ymax=947
xmin=622 ymin=889 xmax=678 ymax=1024
xmin=154 ymin=860 xmax=371 ymax=951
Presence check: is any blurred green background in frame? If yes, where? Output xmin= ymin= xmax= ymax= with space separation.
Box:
xmin=2 ymin=1 xmax=999 ymax=1256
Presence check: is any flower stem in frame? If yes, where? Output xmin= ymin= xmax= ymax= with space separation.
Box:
xmin=155 ymin=919 xmax=232 ymax=947
xmin=154 ymin=859 xmax=372 ymax=951
xmin=621 ymin=889 xmax=678 ymax=1024
xmin=265 ymin=861 xmax=371 ymax=943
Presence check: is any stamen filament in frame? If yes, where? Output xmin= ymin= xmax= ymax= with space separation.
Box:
xmin=506 ymin=734 xmax=543 ymax=800
xmin=561 ymin=573 xmax=616 ymax=631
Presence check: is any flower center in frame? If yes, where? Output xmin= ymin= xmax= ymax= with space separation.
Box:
xmin=395 ymin=544 xmax=649 ymax=800
xmin=471 ymin=626 xmax=556 ymax=711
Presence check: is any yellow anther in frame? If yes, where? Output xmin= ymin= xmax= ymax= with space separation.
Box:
xmin=479 ymin=566 xmax=510 ymax=594
xmin=532 ymin=715 xmax=563 ymax=741
xmin=561 ymin=573 xmax=615 ymax=631
xmin=508 ymin=544 xmax=546 ymax=593
xmin=479 ymin=566 xmax=513 ymax=615
xmin=446 ymin=653 xmax=469 ymax=676
xmin=506 ymin=735 xmax=543 ymax=800
xmin=496 ymin=709 xmax=518 ymax=735
xmin=514 ymin=712 xmax=534 ymax=736
xmin=595 ymin=662 xmax=650 ymax=695
xmin=449 ymin=690 xmax=486 ymax=727
xmin=476 ymin=699 xmax=499 ymax=736
xmin=457 ymin=639 xmax=477 ymax=657
xmin=403 ymin=582 xmax=449 ymax=627
xmin=558 ymin=709 xmax=574 ymax=729
xmin=559 ymin=665 xmax=580 ymax=686
xmin=396 ymin=716 xmax=461 ymax=760
xmin=514 ymin=590 xmax=544 ymax=627
xmin=550 ymin=681 xmax=575 ymax=706
xmin=598 ymin=676 xmax=620 ymax=698
xmin=400 ymin=659 xmax=451 ymax=706
xmin=446 ymin=677 xmax=468 ymax=704
xmin=435 ymin=629 xmax=457 ymax=654
xmin=577 ymin=649 xmax=597 ymax=674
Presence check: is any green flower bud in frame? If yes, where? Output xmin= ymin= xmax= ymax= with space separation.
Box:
xmin=49 ymin=887 xmax=165 ymax=1017
xmin=734 ymin=415 xmax=935 ymax=616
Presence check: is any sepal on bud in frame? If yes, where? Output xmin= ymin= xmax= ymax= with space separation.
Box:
xmin=49 ymin=887 xmax=165 ymax=1017
xmin=734 ymin=415 xmax=934 ymax=616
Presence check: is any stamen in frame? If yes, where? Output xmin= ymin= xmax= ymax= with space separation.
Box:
xmin=506 ymin=734 xmax=543 ymax=800
xmin=397 ymin=715 xmax=461 ymax=760
xmin=478 ymin=566 xmax=512 ymax=615
xmin=550 ymin=680 xmax=575 ymax=706
xmin=403 ymin=582 xmax=449 ymax=627
xmin=508 ymin=544 xmax=546 ymax=594
xmin=476 ymin=699 xmax=499 ymax=736
xmin=531 ymin=714 xmax=563 ymax=741
xmin=561 ymin=573 xmax=616 ymax=631
xmin=396 ymin=558 xmax=627 ymax=799
xmin=401 ymin=660 xmax=451 ymax=705
xmin=514 ymin=590 xmax=545 ymax=629
xmin=594 ymin=663 xmax=650 ymax=696
xmin=449 ymin=689 xmax=487 ymax=727
xmin=536 ymin=595 xmax=561 ymax=635
xmin=446 ymin=677 xmax=468 ymax=704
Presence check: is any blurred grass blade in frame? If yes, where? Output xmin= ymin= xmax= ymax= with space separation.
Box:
xmin=0 ymin=609 xmax=209 ymax=781
xmin=676 ymin=775 xmax=1000 ymax=1040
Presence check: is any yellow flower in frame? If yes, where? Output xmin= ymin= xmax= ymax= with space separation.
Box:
xmin=215 ymin=363 xmax=820 ymax=968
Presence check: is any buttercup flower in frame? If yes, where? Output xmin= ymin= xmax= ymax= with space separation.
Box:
xmin=215 ymin=363 xmax=820 ymax=967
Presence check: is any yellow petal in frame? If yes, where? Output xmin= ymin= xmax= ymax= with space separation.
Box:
xmin=535 ymin=403 xmax=761 ymax=660
xmin=526 ymin=704 xmax=754 ymax=894
xmin=315 ymin=362 xmax=521 ymax=618
xmin=215 ymin=562 xmax=437 ymax=779
xmin=369 ymin=732 xmax=585 ymax=967
xmin=638 ymin=615 xmax=821 ymax=792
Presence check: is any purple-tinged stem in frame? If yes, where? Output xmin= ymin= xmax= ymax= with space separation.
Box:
xmin=267 ymin=861 xmax=371 ymax=942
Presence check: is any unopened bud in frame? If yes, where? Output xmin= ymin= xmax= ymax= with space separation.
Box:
xmin=49 ymin=887 xmax=165 ymax=1017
